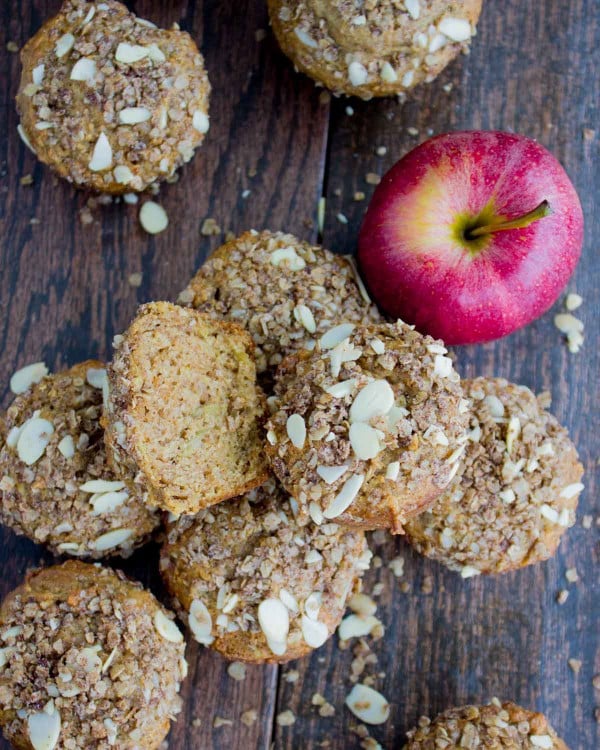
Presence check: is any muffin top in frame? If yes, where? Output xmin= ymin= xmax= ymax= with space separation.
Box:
xmin=160 ymin=478 xmax=371 ymax=663
xmin=0 ymin=360 xmax=160 ymax=559
xmin=268 ymin=0 xmax=483 ymax=98
xmin=405 ymin=377 xmax=584 ymax=575
xmin=178 ymin=230 xmax=382 ymax=378
xmin=0 ymin=561 xmax=186 ymax=750
xmin=404 ymin=700 xmax=569 ymax=749
xmin=265 ymin=320 xmax=469 ymax=532
xmin=17 ymin=0 xmax=210 ymax=193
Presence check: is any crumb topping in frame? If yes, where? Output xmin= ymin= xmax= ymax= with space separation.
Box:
xmin=17 ymin=0 xmax=210 ymax=192
xmin=265 ymin=321 xmax=468 ymax=531
xmin=0 ymin=361 xmax=159 ymax=559
xmin=405 ymin=700 xmax=567 ymax=749
xmin=178 ymin=230 xmax=381 ymax=377
xmin=0 ymin=562 xmax=186 ymax=750
xmin=160 ymin=478 xmax=371 ymax=660
xmin=405 ymin=377 xmax=584 ymax=575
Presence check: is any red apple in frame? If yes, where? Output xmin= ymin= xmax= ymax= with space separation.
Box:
xmin=358 ymin=131 xmax=584 ymax=345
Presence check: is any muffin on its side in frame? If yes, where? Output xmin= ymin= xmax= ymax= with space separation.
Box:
xmin=0 ymin=561 xmax=187 ymax=750
xmin=178 ymin=230 xmax=381 ymax=378
xmin=17 ymin=0 xmax=210 ymax=193
xmin=0 ymin=360 xmax=160 ymax=559
xmin=403 ymin=700 xmax=569 ymax=749
xmin=405 ymin=377 xmax=584 ymax=576
xmin=104 ymin=302 xmax=269 ymax=516
xmin=268 ymin=0 xmax=483 ymax=99
xmin=160 ymin=478 xmax=371 ymax=663
xmin=265 ymin=320 xmax=469 ymax=532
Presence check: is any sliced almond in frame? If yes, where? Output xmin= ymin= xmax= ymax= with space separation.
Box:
xmin=70 ymin=58 xmax=96 ymax=81
xmin=323 ymin=474 xmax=364 ymax=519
xmin=80 ymin=479 xmax=125 ymax=493
xmin=90 ymin=490 xmax=128 ymax=515
xmin=293 ymin=304 xmax=316 ymax=333
xmin=380 ymin=61 xmax=398 ymax=83
xmin=114 ymin=165 xmax=133 ymax=184
xmin=279 ymin=588 xmax=299 ymax=613
xmin=17 ymin=124 xmax=36 ymax=154
xmin=10 ymin=362 xmax=48 ymax=394
xmin=530 ymin=736 xmax=554 ymax=749
xmin=348 ymin=61 xmax=368 ymax=87
xmin=57 ymin=436 xmax=75 ymax=459
xmin=301 ymin=614 xmax=329 ymax=648
xmin=192 ymin=110 xmax=210 ymax=134
xmin=119 ymin=106 xmax=152 ymax=125
xmin=345 ymin=684 xmax=390 ymax=725
xmin=55 ymin=33 xmax=75 ymax=58
xmin=154 ymin=610 xmax=184 ymax=643
xmin=405 ymin=0 xmax=420 ymax=20
xmin=438 ymin=17 xmax=472 ymax=42
xmin=294 ymin=27 xmax=318 ymax=48
xmin=139 ymin=201 xmax=168 ymax=234
xmin=304 ymin=592 xmax=322 ymax=620
xmin=348 ymin=593 xmax=377 ymax=617
xmin=338 ymin=614 xmax=380 ymax=641
xmin=433 ymin=354 xmax=453 ymax=378
xmin=32 ymin=64 xmax=45 ymax=85
xmin=505 ymin=416 xmax=521 ymax=453
xmin=325 ymin=379 xmax=356 ymax=398
xmin=91 ymin=528 xmax=133 ymax=551
xmin=27 ymin=708 xmax=61 ymax=750
xmin=316 ymin=464 xmax=349 ymax=484
xmin=560 ymin=482 xmax=584 ymax=499
xmin=86 ymin=367 xmax=107 ymax=390
xmin=189 ymin=599 xmax=214 ymax=645
xmin=460 ymin=565 xmax=480 ymax=579
xmin=320 ymin=324 xmax=355 ymax=350
xmin=349 ymin=422 xmax=382 ymax=460
xmin=484 ymin=394 xmax=505 ymax=418
xmin=349 ymin=380 xmax=394 ymax=423
xmin=286 ymin=414 xmax=306 ymax=449
xmin=146 ymin=43 xmax=166 ymax=63
xmin=258 ymin=598 xmax=289 ymax=653
xmin=17 ymin=416 xmax=54 ymax=465
xmin=88 ymin=132 xmax=112 ymax=172
xmin=269 ymin=246 xmax=306 ymax=270
xmin=115 ymin=42 xmax=148 ymax=64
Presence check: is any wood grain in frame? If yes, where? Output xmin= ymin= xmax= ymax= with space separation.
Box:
xmin=0 ymin=2 xmax=328 ymax=749
xmin=0 ymin=1 xmax=598 ymax=749
xmin=273 ymin=1 xmax=599 ymax=749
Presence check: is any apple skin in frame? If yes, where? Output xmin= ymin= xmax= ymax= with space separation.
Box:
xmin=357 ymin=131 xmax=584 ymax=345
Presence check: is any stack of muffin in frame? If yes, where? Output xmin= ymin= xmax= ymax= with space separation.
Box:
xmin=0 ymin=229 xmax=583 ymax=749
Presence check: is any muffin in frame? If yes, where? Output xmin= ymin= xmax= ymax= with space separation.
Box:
xmin=16 ymin=0 xmax=210 ymax=193
xmin=403 ymin=700 xmax=569 ymax=749
xmin=177 ymin=230 xmax=381 ymax=378
xmin=405 ymin=377 xmax=584 ymax=576
xmin=268 ymin=0 xmax=483 ymax=99
xmin=160 ymin=478 xmax=371 ymax=663
xmin=265 ymin=320 xmax=469 ymax=532
xmin=104 ymin=302 xmax=269 ymax=517
xmin=0 ymin=561 xmax=187 ymax=750
xmin=0 ymin=361 xmax=160 ymax=559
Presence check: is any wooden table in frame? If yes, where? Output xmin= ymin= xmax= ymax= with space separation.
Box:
xmin=1 ymin=1 xmax=598 ymax=748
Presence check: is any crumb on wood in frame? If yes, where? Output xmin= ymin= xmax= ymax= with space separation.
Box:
xmin=201 ymin=217 xmax=221 ymax=236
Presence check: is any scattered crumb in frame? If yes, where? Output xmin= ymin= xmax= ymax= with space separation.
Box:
xmin=317 ymin=197 xmax=326 ymax=234
xmin=6 ymin=41 xmax=19 ymax=53
xmin=241 ymin=189 xmax=251 ymax=199
xmin=582 ymin=515 xmax=593 ymax=529
xmin=128 ymin=272 xmax=143 ymax=288
xmin=276 ymin=710 xmax=296 ymax=727
xmin=123 ymin=192 xmax=138 ymax=205
xmin=593 ymin=675 xmax=600 ymax=690
xmin=319 ymin=91 xmax=331 ymax=105
xmin=595 ymin=707 xmax=600 ymax=723
xmin=319 ymin=702 xmax=336 ymax=717
xmin=191 ymin=718 xmax=202 ymax=728
xmin=255 ymin=29 xmax=266 ymax=42
xmin=354 ymin=191 xmax=366 ymax=201
xmin=241 ymin=709 xmax=258 ymax=726
xmin=554 ymin=312 xmax=584 ymax=354
xmin=247 ymin=167 xmax=258 ymax=178
xmin=421 ymin=576 xmax=433 ymax=595
xmin=165 ymin=172 xmax=180 ymax=185
xmin=568 ymin=658 xmax=582 ymax=674
xmin=565 ymin=567 xmax=579 ymax=583
xmin=565 ymin=293 xmax=583 ymax=311
xmin=284 ymin=669 xmax=299 ymax=683
xmin=365 ymin=172 xmax=381 ymax=185
xmin=443 ymin=83 xmax=453 ymax=93
xmin=556 ymin=589 xmax=569 ymax=605
xmin=312 ymin=693 xmax=326 ymax=706
xmin=337 ymin=213 xmax=348 ymax=225
xmin=20 ymin=174 xmax=33 ymax=186
xmin=333 ymin=187 xmax=342 ymax=197
xmin=583 ymin=128 xmax=596 ymax=141
xmin=224 ymin=230 xmax=236 ymax=242
xmin=346 ymin=106 xmax=354 ymax=116
xmin=371 ymin=582 xmax=384 ymax=596
xmin=375 ymin=146 xmax=387 ymax=156
xmin=213 ymin=716 xmax=233 ymax=728
xmin=388 ymin=557 xmax=404 ymax=577
xmin=201 ymin=217 xmax=221 ymax=236
xmin=79 ymin=207 xmax=94 ymax=225
xmin=399 ymin=581 xmax=412 ymax=593
xmin=372 ymin=556 xmax=382 ymax=569
xmin=227 ymin=661 xmax=246 ymax=681
xmin=407 ymin=127 xmax=419 ymax=136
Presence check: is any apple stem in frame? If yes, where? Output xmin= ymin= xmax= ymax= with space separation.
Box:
xmin=466 ymin=200 xmax=552 ymax=239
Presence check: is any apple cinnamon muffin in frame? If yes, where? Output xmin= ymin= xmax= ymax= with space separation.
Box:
xmin=0 ymin=361 xmax=160 ymax=559
xmin=405 ymin=377 xmax=584 ymax=576
xmin=160 ymin=478 xmax=371 ymax=663
xmin=0 ymin=561 xmax=187 ymax=750
xmin=17 ymin=0 xmax=210 ymax=193
xmin=265 ymin=320 xmax=469 ymax=532
xmin=268 ymin=0 xmax=483 ymax=99
xmin=104 ymin=302 xmax=269 ymax=516
xmin=403 ymin=700 xmax=568 ymax=749
xmin=177 ymin=230 xmax=381 ymax=378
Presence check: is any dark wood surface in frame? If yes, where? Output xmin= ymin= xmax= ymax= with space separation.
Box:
xmin=0 ymin=1 xmax=598 ymax=749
